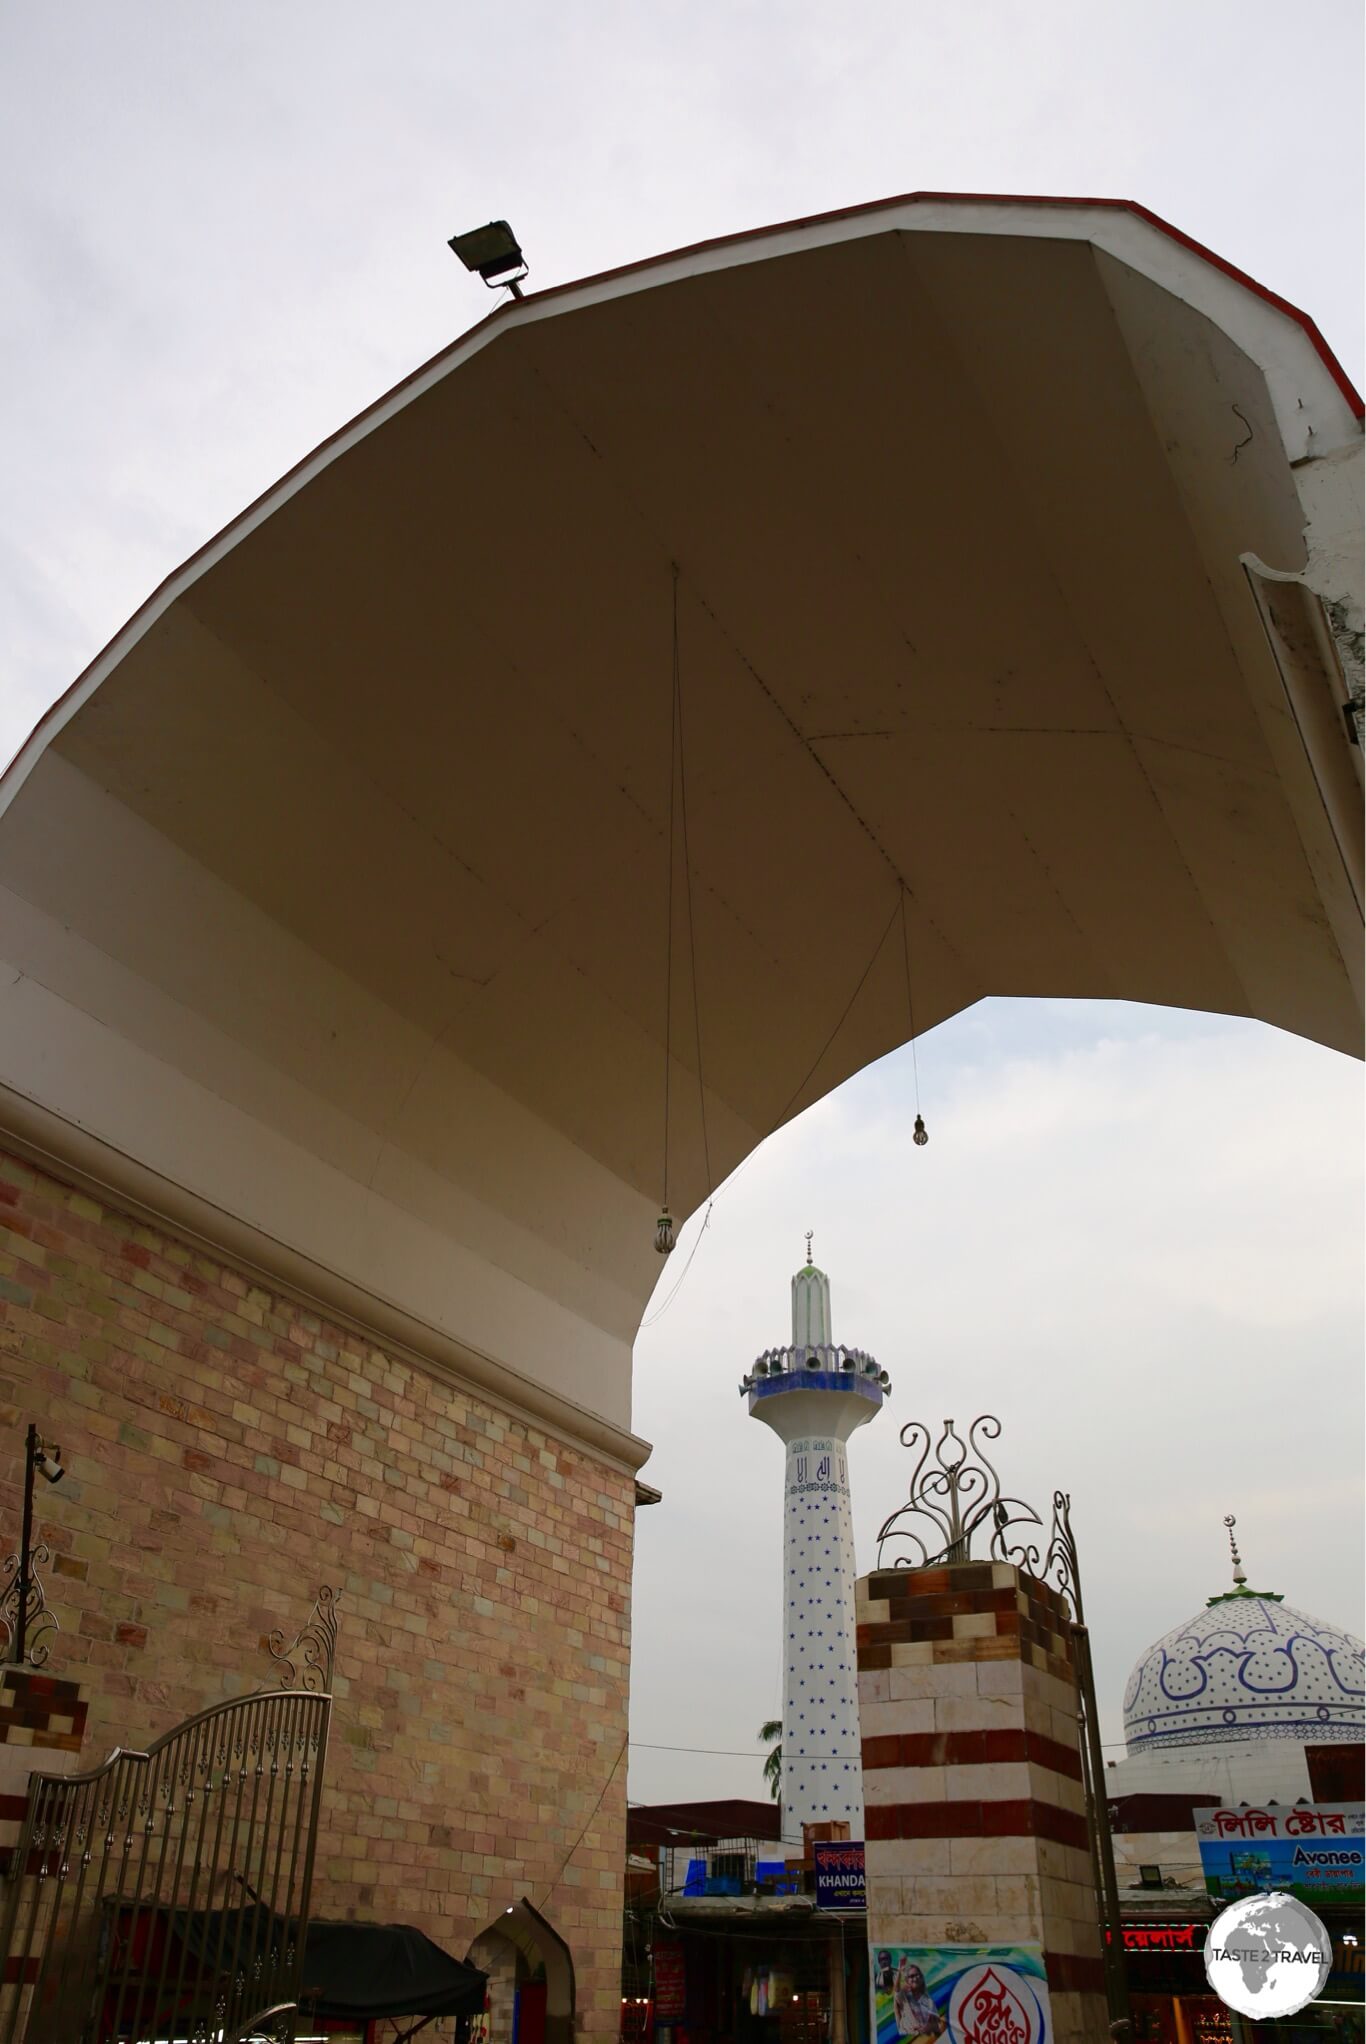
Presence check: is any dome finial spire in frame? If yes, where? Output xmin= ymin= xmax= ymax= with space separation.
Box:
xmin=1224 ymin=1513 xmax=1247 ymax=1588
xmin=804 ymin=1229 xmax=814 ymax=1269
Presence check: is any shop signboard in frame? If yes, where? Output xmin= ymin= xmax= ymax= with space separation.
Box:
xmin=871 ymin=1945 xmax=1052 ymax=2044
xmin=1122 ymin=1926 xmax=1200 ymax=1953
xmin=653 ymin=1940 xmax=686 ymax=2023
xmin=814 ymin=1840 xmax=866 ymax=1910
xmin=1196 ymin=1804 xmax=1365 ymax=1910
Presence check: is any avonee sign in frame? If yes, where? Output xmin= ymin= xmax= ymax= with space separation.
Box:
xmin=1196 ymin=1804 xmax=1364 ymax=1910
xmin=813 ymin=1839 xmax=865 ymax=1910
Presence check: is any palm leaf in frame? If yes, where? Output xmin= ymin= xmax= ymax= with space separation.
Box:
xmin=758 ymin=1720 xmax=782 ymax=1802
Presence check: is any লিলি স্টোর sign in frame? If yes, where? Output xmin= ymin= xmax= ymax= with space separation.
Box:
xmin=1195 ymin=1804 xmax=1364 ymax=1910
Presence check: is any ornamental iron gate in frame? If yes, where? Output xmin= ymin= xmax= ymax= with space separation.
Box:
xmin=0 ymin=1586 xmax=337 ymax=2044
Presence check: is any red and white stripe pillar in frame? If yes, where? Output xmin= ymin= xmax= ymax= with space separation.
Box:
xmin=856 ymin=1558 xmax=1107 ymax=2044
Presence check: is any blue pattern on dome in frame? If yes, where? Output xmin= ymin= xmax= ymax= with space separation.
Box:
xmin=1124 ymin=1595 xmax=1364 ymax=1752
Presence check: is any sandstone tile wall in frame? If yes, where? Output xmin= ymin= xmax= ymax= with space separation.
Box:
xmin=0 ymin=1149 xmax=634 ymax=2038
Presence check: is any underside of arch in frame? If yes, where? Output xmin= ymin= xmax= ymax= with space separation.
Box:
xmin=0 ymin=194 xmax=1359 ymax=1441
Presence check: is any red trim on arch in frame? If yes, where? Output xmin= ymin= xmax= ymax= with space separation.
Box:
xmin=1118 ymin=199 xmax=1362 ymax=419
xmin=521 ymin=190 xmax=1362 ymax=423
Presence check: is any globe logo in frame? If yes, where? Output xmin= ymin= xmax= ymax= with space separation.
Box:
xmin=1203 ymin=1892 xmax=1332 ymax=2019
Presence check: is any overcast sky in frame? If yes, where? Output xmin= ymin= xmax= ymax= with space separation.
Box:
xmin=2 ymin=3 xmax=1362 ymax=1813
xmin=632 ymin=1002 xmax=1363 ymax=1802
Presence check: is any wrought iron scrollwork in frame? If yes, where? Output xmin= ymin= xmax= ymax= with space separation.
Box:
xmin=875 ymin=1416 xmax=1043 ymax=1573
xmin=1043 ymin=1488 xmax=1085 ymax=1623
xmin=267 ymin=1584 xmax=339 ymax=1693
xmin=0 ymin=1543 xmax=59 ymax=1667
xmin=875 ymin=1416 xmax=1088 ymax=1622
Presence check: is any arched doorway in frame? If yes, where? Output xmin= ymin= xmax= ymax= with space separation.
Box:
xmin=468 ymin=1898 xmax=576 ymax=2044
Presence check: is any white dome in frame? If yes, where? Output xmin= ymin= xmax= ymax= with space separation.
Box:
xmin=1123 ymin=1590 xmax=1365 ymax=1754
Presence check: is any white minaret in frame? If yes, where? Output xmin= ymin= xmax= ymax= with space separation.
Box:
xmin=742 ymin=1239 xmax=890 ymax=1843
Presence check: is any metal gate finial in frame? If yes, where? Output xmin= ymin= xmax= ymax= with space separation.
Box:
xmin=875 ymin=1415 xmax=1044 ymax=1571
xmin=0 ymin=1546 xmax=58 ymax=1667
xmin=268 ymin=1584 xmax=339 ymax=1693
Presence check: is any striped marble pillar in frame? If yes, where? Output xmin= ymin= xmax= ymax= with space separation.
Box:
xmin=855 ymin=1559 xmax=1105 ymax=2044
xmin=0 ymin=1667 xmax=90 ymax=1874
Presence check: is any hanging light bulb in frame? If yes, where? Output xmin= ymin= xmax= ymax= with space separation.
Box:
xmin=913 ymin=1114 xmax=929 ymax=1147
xmin=655 ymin=1207 xmax=675 ymax=1255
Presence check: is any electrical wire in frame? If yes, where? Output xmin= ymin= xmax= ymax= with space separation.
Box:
xmin=535 ymin=1735 xmax=628 ymax=1909
xmin=661 ymin=570 xmax=677 ymax=1213
xmin=899 ymin=885 xmax=923 ymax=1114
xmin=632 ymin=1742 xmax=855 ymax=1759
xmin=645 ymin=882 xmax=908 ymax=1325
xmin=773 ymin=891 xmax=902 ymax=1129
xmin=638 ymin=1198 xmax=713 ymax=1328
xmin=673 ymin=565 xmax=712 ymax=1200
xmin=629 ymin=1734 xmax=1133 ymax=1755
xmin=642 ymin=811 xmax=919 ymax=1327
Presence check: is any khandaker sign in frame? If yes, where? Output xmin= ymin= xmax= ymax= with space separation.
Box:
xmin=871 ymin=1947 xmax=1053 ymax=2044
xmin=814 ymin=1840 xmax=866 ymax=1910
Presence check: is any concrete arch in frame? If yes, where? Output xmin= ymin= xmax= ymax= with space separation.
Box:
xmin=0 ymin=191 xmax=1359 ymax=1449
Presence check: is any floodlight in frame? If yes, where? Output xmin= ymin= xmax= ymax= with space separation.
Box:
xmin=448 ymin=220 xmax=528 ymax=297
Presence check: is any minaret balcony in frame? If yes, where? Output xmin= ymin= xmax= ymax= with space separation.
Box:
xmin=740 ymin=1344 xmax=889 ymax=1412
